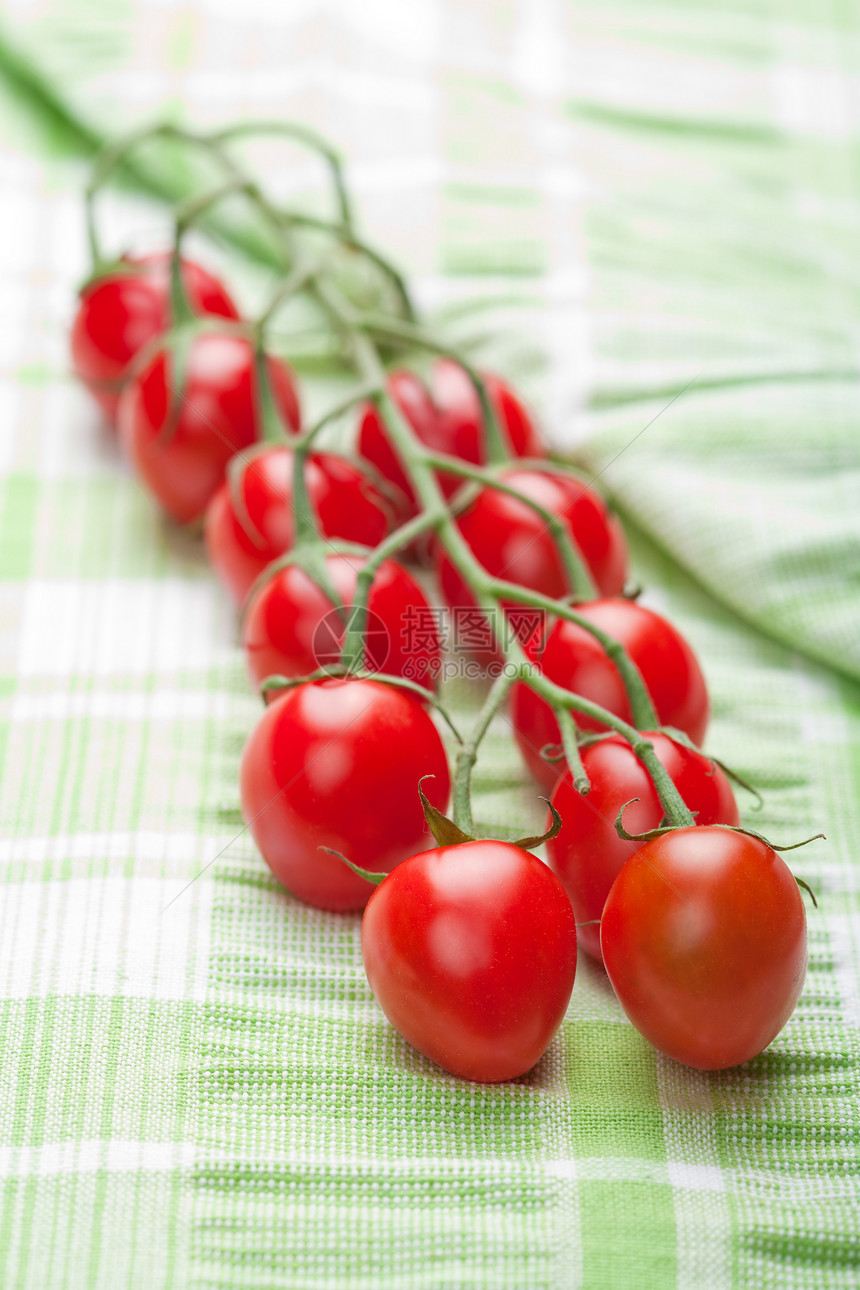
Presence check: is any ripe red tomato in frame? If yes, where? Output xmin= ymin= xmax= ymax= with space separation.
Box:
xmin=434 ymin=468 xmax=629 ymax=664
xmin=547 ymin=733 xmax=740 ymax=962
xmin=243 ymin=552 xmax=442 ymax=691
xmin=239 ymin=678 xmax=451 ymax=911
xmin=71 ymin=253 xmax=239 ymax=425
xmin=118 ymin=334 xmax=300 ymax=525
xmin=358 ymin=358 xmax=544 ymax=521
xmin=205 ymin=445 xmax=394 ymax=605
xmin=361 ymin=839 xmax=577 ymax=1082
xmin=512 ymin=598 xmax=710 ymax=791
xmin=600 ymin=827 xmax=807 ymax=1069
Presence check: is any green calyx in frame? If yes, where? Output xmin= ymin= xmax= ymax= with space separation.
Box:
xmin=419 ymin=778 xmax=562 ymax=852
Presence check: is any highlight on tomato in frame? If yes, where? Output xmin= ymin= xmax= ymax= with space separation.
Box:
xmin=512 ymin=597 xmax=710 ymax=792
xmin=71 ymin=252 xmax=239 ymax=426
xmin=239 ymin=677 xmax=451 ymax=912
xmin=600 ymin=826 xmax=808 ymax=1070
xmin=118 ymin=333 xmax=301 ymax=524
xmin=242 ymin=552 xmax=442 ymax=691
xmin=205 ymin=445 xmax=394 ymax=605
xmin=360 ymin=838 xmax=577 ymax=1082
xmin=547 ymin=733 xmax=740 ymax=962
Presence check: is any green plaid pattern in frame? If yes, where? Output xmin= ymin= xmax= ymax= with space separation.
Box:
xmin=0 ymin=0 xmax=858 ymax=1286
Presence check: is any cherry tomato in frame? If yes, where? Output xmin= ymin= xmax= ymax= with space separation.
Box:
xmin=548 ymin=733 xmax=740 ymax=962
xmin=71 ymin=253 xmax=239 ymax=426
xmin=243 ymin=552 xmax=442 ymax=691
xmin=118 ymin=333 xmax=300 ymax=525
xmin=361 ymin=839 xmax=577 ymax=1082
xmin=434 ymin=468 xmax=629 ymax=664
xmin=358 ymin=358 xmax=545 ymax=521
xmin=205 ymin=446 xmax=394 ymax=605
xmin=600 ymin=827 xmax=807 ymax=1069
xmin=239 ymin=678 xmax=450 ymax=912
xmin=511 ymin=598 xmax=710 ymax=791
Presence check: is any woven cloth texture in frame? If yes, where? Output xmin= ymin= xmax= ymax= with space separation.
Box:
xmin=0 ymin=1 xmax=857 ymax=1287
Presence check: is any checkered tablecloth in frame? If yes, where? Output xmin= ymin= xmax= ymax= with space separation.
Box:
xmin=0 ymin=1 xmax=857 ymax=1286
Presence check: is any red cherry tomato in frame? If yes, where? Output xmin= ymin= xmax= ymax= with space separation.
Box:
xmin=118 ymin=333 xmax=300 ymax=524
xmin=243 ymin=552 xmax=442 ymax=691
xmin=434 ymin=468 xmax=629 ymax=664
xmin=601 ymin=827 xmax=807 ymax=1069
xmin=511 ymin=598 xmax=710 ymax=791
xmin=205 ymin=446 xmax=394 ymax=605
xmin=71 ymin=253 xmax=239 ymax=425
xmin=361 ymin=839 xmax=577 ymax=1082
xmin=547 ymin=733 xmax=740 ymax=962
xmin=358 ymin=358 xmax=545 ymax=521
xmin=239 ymin=678 xmax=451 ymax=912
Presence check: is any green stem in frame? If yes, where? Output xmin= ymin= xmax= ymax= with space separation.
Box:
xmin=518 ymin=660 xmax=694 ymax=827
xmin=317 ymin=274 xmax=663 ymax=764
xmin=84 ymin=122 xmax=219 ymax=271
xmin=292 ymin=381 xmax=383 ymax=450
xmin=175 ymin=174 xmax=290 ymax=271
xmin=85 ymin=123 xmax=685 ymax=835
xmin=338 ymin=501 xmax=448 ymax=669
xmin=84 ymin=119 xmax=354 ymax=271
xmin=256 ymin=256 xmax=326 ymax=330
xmin=451 ymin=671 xmax=516 ymax=833
xmin=422 ymin=453 xmax=598 ymax=601
xmin=482 ymin=580 xmax=659 ymax=730
xmin=556 ymin=707 xmax=589 ymax=795
xmin=168 ymin=220 xmax=195 ymax=328
xmin=252 ymin=339 xmax=290 ymax=446
xmin=211 ymin=119 xmax=354 ymax=227
xmin=276 ymin=212 xmax=416 ymax=324
xmin=359 ymin=313 xmax=508 ymax=464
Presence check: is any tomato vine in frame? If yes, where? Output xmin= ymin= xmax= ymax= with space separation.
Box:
xmin=71 ymin=117 xmax=821 ymax=1081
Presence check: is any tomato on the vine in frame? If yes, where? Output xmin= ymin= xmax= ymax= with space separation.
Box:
xmin=600 ymin=826 xmax=808 ymax=1069
xmin=118 ymin=333 xmax=300 ymax=524
xmin=239 ymin=677 xmax=450 ymax=911
xmin=358 ymin=359 xmax=545 ymax=522
xmin=548 ymin=733 xmax=739 ymax=962
xmin=434 ymin=469 xmax=629 ymax=664
xmin=512 ymin=598 xmax=710 ymax=791
xmin=205 ymin=445 xmax=394 ymax=604
xmin=361 ymin=839 xmax=577 ymax=1082
xmin=71 ymin=253 xmax=239 ymax=425
xmin=243 ymin=552 xmax=442 ymax=691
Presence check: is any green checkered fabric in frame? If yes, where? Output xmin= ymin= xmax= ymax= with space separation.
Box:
xmin=0 ymin=1 xmax=857 ymax=1287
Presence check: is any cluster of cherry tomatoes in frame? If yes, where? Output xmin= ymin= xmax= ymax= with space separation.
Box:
xmin=71 ymin=239 xmax=810 ymax=1085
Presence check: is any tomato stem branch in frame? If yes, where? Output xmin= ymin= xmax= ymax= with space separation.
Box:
xmin=451 ymin=671 xmax=516 ymax=834
xmin=421 ymin=453 xmax=599 ymax=601
xmin=86 ymin=117 xmax=689 ymax=839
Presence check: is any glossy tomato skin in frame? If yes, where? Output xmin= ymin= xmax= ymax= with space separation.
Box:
xmin=243 ymin=552 xmax=442 ymax=691
xmin=118 ymin=334 xmax=300 ymax=524
xmin=434 ymin=469 xmax=629 ymax=664
xmin=205 ymin=446 xmax=393 ymax=605
xmin=239 ymin=678 xmax=450 ymax=912
xmin=361 ymin=840 xmax=577 ymax=1082
xmin=601 ymin=827 xmax=807 ymax=1069
xmin=512 ymin=598 xmax=710 ymax=791
xmin=548 ymin=734 xmax=740 ymax=962
xmin=71 ymin=254 xmax=239 ymax=425
xmin=358 ymin=358 xmax=544 ymax=521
